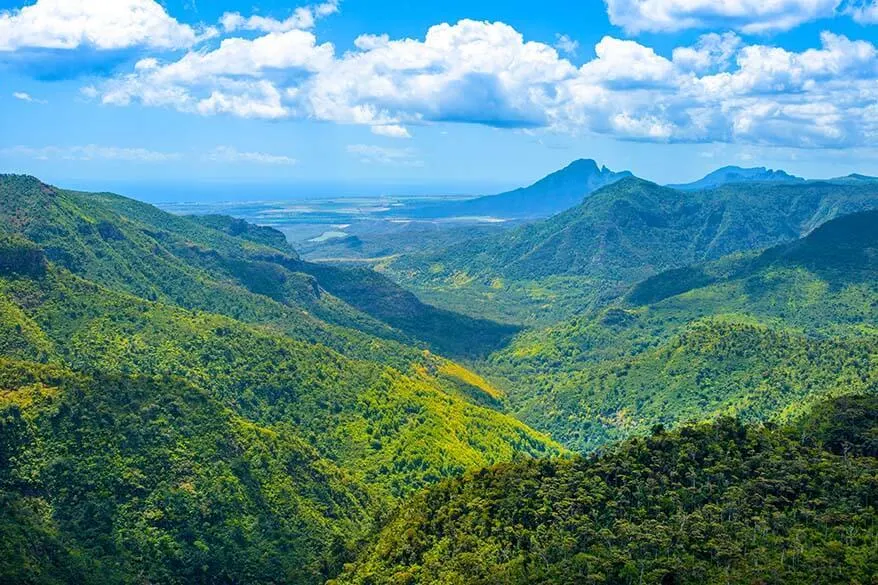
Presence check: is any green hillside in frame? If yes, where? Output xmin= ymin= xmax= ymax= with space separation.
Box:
xmin=0 ymin=174 xmax=513 ymax=359
xmin=335 ymin=394 xmax=878 ymax=585
xmin=489 ymin=211 xmax=878 ymax=451
xmin=0 ymin=176 xmax=561 ymax=585
xmin=0 ymin=359 xmax=375 ymax=585
xmin=382 ymin=178 xmax=878 ymax=324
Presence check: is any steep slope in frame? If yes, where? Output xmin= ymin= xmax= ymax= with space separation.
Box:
xmin=384 ymin=178 xmax=878 ymax=323
xmin=668 ymin=165 xmax=804 ymax=190
xmin=489 ymin=210 xmax=878 ymax=451
xmin=0 ymin=359 xmax=375 ymax=585
xmin=336 ymin=394 xmax=878 ymax=585
xmin=0 ymin=174 xmax=516 ymax=359
xmin=0 ymin=177 xmax=562 ymax=584
xmin=404 ymin=159 xmax=632 ymax=220
xmin=292 ymin=261 xmax=520 ymax=358
xmin=0 ymin=242 xmax=560 ymax=496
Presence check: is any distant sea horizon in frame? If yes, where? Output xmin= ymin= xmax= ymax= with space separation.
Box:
xmin=53 ymin=178 xmax=520 ymax=204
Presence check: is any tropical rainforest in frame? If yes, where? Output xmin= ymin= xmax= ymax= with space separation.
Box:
xmin=1 ymin=164 xmax=876 ymax=585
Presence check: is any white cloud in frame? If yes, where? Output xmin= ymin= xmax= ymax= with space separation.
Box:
xmin=220 ymin=0 xmax=339 ymax=33
xmin=347 ymin=144 xmax=422 ymax=165
xmin=672 ymin=32 xmax=741 ymax=73
xmin=95 ymin=29 xmax=334 ymax=119
xmin=205 ymin=146 xmax=298 ymax=165
xmin=56 ymin=18 xmax=878 ymax=149
xmin=554 ymin=34 xmax=579 ymax=56
xmin=0 ymin=145 xmax=182 ymax=162
xmin=371 ymin=124 xmax=412 ymax=138
xmin=12 ymin=91 xmax=47 ymax=104
xmin=305 ymin=20 xmax=575 ymax=128
xmin=605 ymin=0 xmax=841 ymax=34
xmin=0 ymin=0 xmax=211 ymax=52
xmin=848 ymin=0 xmax=878 ymax=22
xmin=580 ymin=36 xmax=675 ymax=88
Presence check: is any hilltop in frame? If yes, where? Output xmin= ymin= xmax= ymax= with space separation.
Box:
xmin=336 ymin=394 xmax=878 ymax=585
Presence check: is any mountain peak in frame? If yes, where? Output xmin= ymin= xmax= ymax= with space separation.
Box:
xmin=563 ymin=158 xmax=600 ymax=172
xmin=407 ymin=159 xmax=634 ymax=220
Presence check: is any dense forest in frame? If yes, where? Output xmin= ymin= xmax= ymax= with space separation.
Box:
xmin=486 ymin=211 xmax=878 ymax=450
xmin=335 ymin=394 xmax=878 ymax=585
xmin=0 ymin=175 xmax=559 ymax=585
xmin=1 ymin=171 xmax=877 ymax=584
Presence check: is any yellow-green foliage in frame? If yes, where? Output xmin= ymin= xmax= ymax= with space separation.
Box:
xmin=437 ymin=360 xmax=503 ymax=400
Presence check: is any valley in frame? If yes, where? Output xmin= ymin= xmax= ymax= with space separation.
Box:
xmin=1 ymin=161 xmax=877 ymax=585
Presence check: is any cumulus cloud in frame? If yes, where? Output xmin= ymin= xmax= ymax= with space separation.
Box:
xmin=580 ymin=36 xmax=675 ymax=88
xmin=605 ymin=0 xmax=841 ymax=34
xmin=0 ymin=144 xmax=182 ymax=161
xmin=0 ymin=0 xmax=212 ymax=52
xmin=672 ymin=32 xmax=741 ymax=73
xmin=220 ymin=0 xmax=339 ymax=33
xmin=347 ymin=144 xmax=422 ymax=165
xmin=205 ymin=146 xmax=298 ymax=165
xmin=848 ymin=0 xmax=878 ymax=22
xmin=5 ymin=9 xmax=873 ymax=150
xmin=95 ymin=29 xmax=334 ymax=119
xmin=306 ymin=20 xmax=574 ymax=129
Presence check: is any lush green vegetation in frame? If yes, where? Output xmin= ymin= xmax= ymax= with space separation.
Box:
xmin=0 ymin=359 xmax=376 ymax=585
xmin=488 ymin=211 xmax=878 ymax=451
xmin=0 ymin=175 xmax=561 ymax=585
xmin=381 ymin=177 xmax=878 ymax=324
xmin=0 ymin=174 xmax=514 ymax=359
xmin=3 ymin=171 xmax=878 ymax=585
xmin=335 ymin=394 xmax=878 ymax=585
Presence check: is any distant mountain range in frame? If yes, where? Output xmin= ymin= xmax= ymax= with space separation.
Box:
xmin=667 ymin=165 xmax=806 ymax=190
xmin=398 ymin=161 xmax=878 ymax=222
xmin=388 ymin=177 xmax=878 ymax=307
xmin=668 ymin=165 xmax=878 ymax=190
xmin=405 ymin=159 xmax=632 ymax=219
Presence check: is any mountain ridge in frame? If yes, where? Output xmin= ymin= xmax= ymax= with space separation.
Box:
xmin=403 ymin=158 xmax=632 ymax=219
xmin=487 ymin=209 xmax=878 ymax=451
xmin=668 ymin=165 xmax=805 ymax=190
xmin=383 ymin=177 xmax=878 ymax=323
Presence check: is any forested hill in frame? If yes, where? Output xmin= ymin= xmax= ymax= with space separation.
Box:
xmin=0 ymin=176 xmax=561 ymax=585
xmin=489 ymin=210 xmax=878 ymax=451
xmin=335 ymin=394 xmax=878 ymax=585
xmin=0 ymin=174 xmax=517 ymax=358
xmin=396 ymin=177 xmax=878 ymax=282
xmin=383 ymin=177 xmax=878 ymax=322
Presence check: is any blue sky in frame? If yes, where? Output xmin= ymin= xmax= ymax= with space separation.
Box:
xmin=1 ymin=0 xmax=877 ymax=200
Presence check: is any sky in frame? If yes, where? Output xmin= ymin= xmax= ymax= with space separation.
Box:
xmin=1 ymin=0 xmax=877 ymax=201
